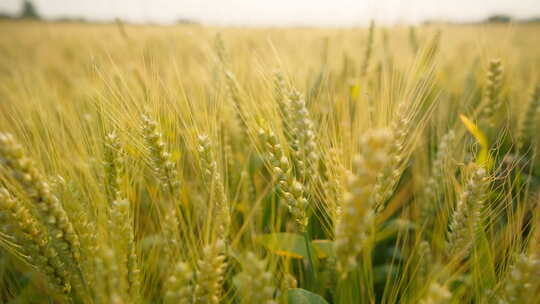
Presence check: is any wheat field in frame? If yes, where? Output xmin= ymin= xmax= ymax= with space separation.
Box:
xmin=0 ymin=21 xmax=539 ymax=303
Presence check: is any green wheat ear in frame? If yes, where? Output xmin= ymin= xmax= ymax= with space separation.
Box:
xmin=141 ymin=113 xmax=181 ymax=197
xmin=258 ymin=126 xmax=309 ymax=231
xmin=164 ymin=261 xmax=194 ymax=304
xmin=103 ymin=131 xmax=141 ymax=302
xmin=446 ymin=164 xmax=489 ymax=258
xmin=1 ymin=20 xmax=539 ymax=304
xmin=517 ymin=85 xmax=540 ymax=152
xmin=421 ymin=130 xmax=455 ymax=225
xmin=419 ymin=282 xmax=451 ymax=304
xmin=197 ymin=134 xmax=230 ymax=236
xmin=236 ymin=252 xmax=277 ymax=304
xmin=478 ymin=59 xmax=504 ymax=127
xmin=0 ymin=187 xmax=72 ymax=301
xmin=334 ymin=128 xmax=393 ymax=275
xmin=500 ymin=253 xmax=540 ymax=303
xmin=0 ymin=132 xmax=86 ymax=298
xmin=194 ymin=239 xmax=227 ymax=304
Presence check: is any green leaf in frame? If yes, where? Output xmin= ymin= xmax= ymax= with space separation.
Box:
xmin=471 ymin=228 xmax=496 ymax=292
xmin=257 ymin=233 xmax=307 ymax=259
xmin=231 ymin=274 xmax=241 ymax=291
xmin=288 ymin=288 xmax=329 ymax=304
xmin=312 ymin=240 xmax=334 ymax=259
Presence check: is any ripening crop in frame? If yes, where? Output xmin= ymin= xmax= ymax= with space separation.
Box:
xmin=1 ymin=21 xmax=540 ymax=303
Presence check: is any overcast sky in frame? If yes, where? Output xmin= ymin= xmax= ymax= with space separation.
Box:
xmin=1 ymin=0 xmax=540 ymax=26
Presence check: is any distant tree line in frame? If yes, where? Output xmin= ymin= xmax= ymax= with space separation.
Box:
xmin=423 ymin=14 xmax=540 ymax=25
xmin=485 ymin=14 xmax=540 ymax=24
xmin=0 ymin=0 xmax=40 ymax=20
xmin=0 ymin=2 xmax=538 ymax=25
xmin=22 ymin=0 xmax=39 ymax=19
xmin=0 ymin=0 xmax=201 ymax=24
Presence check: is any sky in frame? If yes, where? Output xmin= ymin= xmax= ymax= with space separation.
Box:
xmin=1 ymin=0 xmax=540 ymax=26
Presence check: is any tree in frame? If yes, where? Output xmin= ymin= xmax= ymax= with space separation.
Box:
xmin=21 ymin=0 xmax=40 ymax=19
xmin=486 ymin=14 xmax=512 ymax=23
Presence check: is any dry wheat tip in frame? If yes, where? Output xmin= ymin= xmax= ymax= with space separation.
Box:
xmin=334 ymin=128 xmax=393 ymax=275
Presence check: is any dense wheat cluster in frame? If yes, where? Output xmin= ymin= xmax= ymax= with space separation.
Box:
xmin=1 ymin=21 xmax=540 ymax=303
